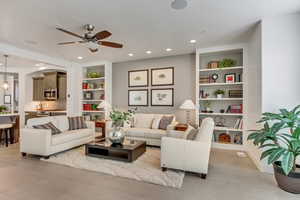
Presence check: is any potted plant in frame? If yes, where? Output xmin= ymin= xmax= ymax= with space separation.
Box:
xmin=247 ymin=105 xmax=300 ymax=193
xmin=108 ymin=109 xmax=134 ymax=145
xmin=0 ymin=105 xmax=7 ymax=113
xmin=214 ymin=89 xmax=225 ymax=99
xmin=219 ymin=58 xmax=237 ymax=68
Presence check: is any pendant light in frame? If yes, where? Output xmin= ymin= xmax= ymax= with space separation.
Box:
xmin=3 ymin=55 xmax=9 ymax=90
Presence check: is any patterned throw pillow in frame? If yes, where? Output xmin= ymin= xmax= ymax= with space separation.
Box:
xmin=68 ymin=116 xmax=87 ymax=130
xmin=33 ymin=122 xmax=62 ymax=135
xmin=158 ymin=116 xmax=174 ymax=130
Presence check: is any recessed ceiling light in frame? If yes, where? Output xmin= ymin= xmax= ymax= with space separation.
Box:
xmin=39 ymin=66 xmax=47 ymax=70
xmin=77 ymin=56 xmax=83 ymax=60
xmin=190 ymin=39 xmax=197 ymax=43
xmin=171 ymin=0 xmax=188 ymax=10
xmin=166 ymin=48 xmax=172 ymax=52
xmin=128 ymin=53 xmax=134 ymax=57
xmin=146 ymin=51 xmax=152 ymax=54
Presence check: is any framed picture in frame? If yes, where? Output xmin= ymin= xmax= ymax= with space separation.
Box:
xmin=151 ymin=88 xmax=174 ymax=106
xmin=128 ymin=89 xmax=148 ymax=106
xmin=151 ymin=67 xmax=174 ymax=86
xmin=128 ymin=70 xmax=149 ymax=87
xmin=224 ymin=73 xmax=236 ymax=83
xmin=84 ymin=92 xmax=93 ymax=100
xmin=4 ymin=95 xmax=11 ymax=104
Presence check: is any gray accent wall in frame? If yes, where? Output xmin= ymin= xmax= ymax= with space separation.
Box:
xmin=112 ymin=54 xmax=195 ymax=123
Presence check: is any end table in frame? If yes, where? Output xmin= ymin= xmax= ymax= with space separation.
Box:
xmin=95 ymin=120 xmax=106 ymax=138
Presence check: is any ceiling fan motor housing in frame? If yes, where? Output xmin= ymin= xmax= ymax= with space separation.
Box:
xmin=85 ymin=24 xmax=95 ymax=32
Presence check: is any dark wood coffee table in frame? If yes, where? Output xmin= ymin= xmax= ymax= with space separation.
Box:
xmin=85 ymin=139 xmax=146 ymax=162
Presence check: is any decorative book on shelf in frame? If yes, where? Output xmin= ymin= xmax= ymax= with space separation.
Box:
xmin=226 ymin=104 xmax=243 ymax=113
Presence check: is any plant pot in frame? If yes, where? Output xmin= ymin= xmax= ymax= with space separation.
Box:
xmin=273 ymin=161 xmax=300 ymax=194
xmin=216 ymin=94 xmax=223 ymax=99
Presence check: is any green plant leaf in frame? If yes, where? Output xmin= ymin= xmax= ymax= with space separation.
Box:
xmin=281 ymin=152 xmax=295 ymax=175
xmin=293 ymin=127 xmax=300 ymax=139
xmin=259 ymin=143 xmax=277 ymax=149
xmin=267 ymin=148 xmax=285 ymax=164
xmin=260 ymin=148 xmax=277 ymax=160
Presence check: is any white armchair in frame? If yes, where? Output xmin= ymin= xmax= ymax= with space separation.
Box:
xmin=160 ymin=118 xmax=215 ymax=179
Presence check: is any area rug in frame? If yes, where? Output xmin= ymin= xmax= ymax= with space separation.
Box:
xmin=41 ymin=147 xmax=184 ymax=188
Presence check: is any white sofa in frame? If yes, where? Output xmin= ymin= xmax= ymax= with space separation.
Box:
xmin=160 ymin=118 xmax=215 ymax=179
xmin=120 ymin=113 xmax=178 ymax=147
xmin=20 ymin=116 xmax=95 ymax=158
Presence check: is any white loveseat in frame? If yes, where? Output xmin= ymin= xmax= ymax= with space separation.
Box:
xmin=161 ymin=118 xmax=215 ymax=179
xmin=20 ymin=116 xmax=95 ymax=158
xmin=121 ymin=113 xmax=178 ymax=147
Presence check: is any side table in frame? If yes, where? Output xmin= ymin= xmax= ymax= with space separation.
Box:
xmin=95 ymin=120 xmax=106 ymax=138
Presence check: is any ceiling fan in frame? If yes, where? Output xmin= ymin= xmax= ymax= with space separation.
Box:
xmin=56 ymin=24 xmax=123 ymax=53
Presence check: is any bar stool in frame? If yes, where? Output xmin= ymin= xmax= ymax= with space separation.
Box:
xmin=0 ymin=123 xmax=13 ymax=147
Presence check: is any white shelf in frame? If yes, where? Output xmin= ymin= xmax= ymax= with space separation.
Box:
xmin=199 ymin=82 xmax=243 ymax=86
xmin=199 ymin=98 xmax=243 ymax=101
xmin=82 ymin=111 xmax=105 ymax=113
xmin=199 ymin=112 xmax=243 ymax=116
xmin=199 ymin=66 xmax=243 ymax=72
xmin=214 ymin=127 xmax=243 ymax=132
xmin=83 ymin=88 xmax=105 ymax=92
xmin=81 ymin=99 xmax=104 ymax=102
xmin=82 ymin=77 xmax=105 ymax=81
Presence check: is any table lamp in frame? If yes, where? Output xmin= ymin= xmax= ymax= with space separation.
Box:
xmin=179 ymin=100 xmax=195 ymax=125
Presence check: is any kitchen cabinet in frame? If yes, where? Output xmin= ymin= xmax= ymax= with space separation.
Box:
xmin=43 ymin=72 xmax=57 ymax=89
xmin=58 ymin=74 xmax=67 ymax=100
xmin=33 ymin=77 xmax=44 ymax=101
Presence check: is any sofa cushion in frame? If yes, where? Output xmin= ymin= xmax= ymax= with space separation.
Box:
xmin=134 ymin=114 xmax=154 ymax=129
xmin=125 ymin=128 xmax=166 ymax=139
xmin=53 ymin=116 xmax=69 ymax=132
xmin=51 ymin=129 xmax=92 ymax=146
xmin=32 ymin=122 xmax=62 ymax=135
xmin=68 ymin=116 xmax=87 ymax=130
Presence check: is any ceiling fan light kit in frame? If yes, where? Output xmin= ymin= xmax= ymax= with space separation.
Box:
xmin=171 ymin=0 xmax=188 ymax=10
xmin=56 ymin=24 xmax=123 ymax=53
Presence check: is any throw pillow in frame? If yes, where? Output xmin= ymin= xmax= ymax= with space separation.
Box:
xmin=186 ymin=128 xmax=198 ymax=140
xmin=158 ymin=116 xmax=174 ymax=130
xmin=33 ymin=122 xmax=62 ymax=135
xmin=68 ymin=116 xmax=87 ymax=130
xmin=151 ymin=116 xmax=162 ymax=129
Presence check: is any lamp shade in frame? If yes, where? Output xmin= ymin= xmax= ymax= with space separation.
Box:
xmin=179 ymin=100 xmax=195 ymax=110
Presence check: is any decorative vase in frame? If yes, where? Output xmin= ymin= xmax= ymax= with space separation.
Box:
xmin=108 ymin=126 xmax=125 ymax=146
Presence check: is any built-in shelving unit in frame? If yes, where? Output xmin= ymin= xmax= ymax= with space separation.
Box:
xmin=196 ymin=45 xmax=246 ymax=150
xmin=80 ymin=62 xmax=112 ymax=137
xmin=80 ymin=63 xmax=112 ymax=123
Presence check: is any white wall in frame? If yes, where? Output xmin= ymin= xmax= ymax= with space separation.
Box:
xmin=262 ymin=13 xmax=300 ymax=112
xmin=245 ymin=22 xmax=264 ymax=171
xmin=246 ymin=13 xmax=300 ymax=173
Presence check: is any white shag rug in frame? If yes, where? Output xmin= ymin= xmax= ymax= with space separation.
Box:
xmin=41 ymin=147 xmax=184 ymax=188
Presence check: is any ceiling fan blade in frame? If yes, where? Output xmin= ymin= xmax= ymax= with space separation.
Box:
xmin=89 ymin=48 xmax=98 ymax=53
xmin=93 ymin=30 xmax=112 ymax=40
xmin=56 ymin=27 xmax=84 ymax=39
xmin=99 ymin=41 xmax=123 ymax=48
xmin=57 ymin=41 xmax=78 ymax=45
